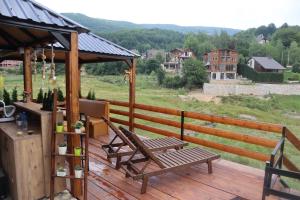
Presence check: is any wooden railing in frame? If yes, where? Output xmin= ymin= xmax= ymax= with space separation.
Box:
xmin=101 ymin=99 xmax=299 ymax=171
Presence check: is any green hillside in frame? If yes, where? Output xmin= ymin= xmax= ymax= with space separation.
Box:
xmin=62 ymin=13 xmax=240 ymax=35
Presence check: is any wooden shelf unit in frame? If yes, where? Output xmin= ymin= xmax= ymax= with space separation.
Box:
xmin=50 ymin=90 xmax=89 ymax=200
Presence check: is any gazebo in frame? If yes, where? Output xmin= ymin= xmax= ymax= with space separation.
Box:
xmin=0 ymin=0 xmax=138 ymax=198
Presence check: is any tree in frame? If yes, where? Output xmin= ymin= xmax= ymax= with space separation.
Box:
xmin=289 ymin=41 xmax=300 ymax=65
xmin=182 ymin=59 xmax=208 ymax=89
xmin=144 ymin=59 xmax=161 ymax=74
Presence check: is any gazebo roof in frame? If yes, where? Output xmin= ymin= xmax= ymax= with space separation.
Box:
xmin=0 ymin=0 xmax=89 ymax=32
xmin=54 ymin=32 xmax=139 ymax=59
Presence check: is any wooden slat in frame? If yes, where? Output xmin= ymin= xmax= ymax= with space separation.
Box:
xmin=110 ymin=117 xmax=130 ymax=126
xmin=110 ymin=109 xmax=129 ymax=116
xmin=106 ymin=99 xmax=129 ymax=107
xmin=134 ymin=112 xmax=277 ymax=148
xmin=134 ymin=122 xmax=180 ymax=139
xmin=134 ymin=103 xmax=181 ymax=116
xmin=184 ymin=122 xmax=277 ymax=148
xmin=285 ymin=128 xmax=300 ymax=152
xmin=184 ymin=111 xmax=283 ymax=133
xmin=134 ymin=112 xmax=180 ymax=127
xmin=184 ymin=135 xmax=270 ymax=161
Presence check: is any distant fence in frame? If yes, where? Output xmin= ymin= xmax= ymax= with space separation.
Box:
xmin=238 ymin=64 xmax=284 ymax=83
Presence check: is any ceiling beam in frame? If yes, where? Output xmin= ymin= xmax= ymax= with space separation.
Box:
xmin=50 ymin=31 xmax=70 ymax=50
xmin=19 ymin=27 xmax=38 ymax=41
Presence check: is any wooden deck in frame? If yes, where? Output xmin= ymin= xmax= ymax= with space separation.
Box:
xmin=86 ymin=133 xmax=280 ymax=200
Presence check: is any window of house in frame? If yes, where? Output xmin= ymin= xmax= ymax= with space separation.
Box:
xmin=221 ymin=73 xmax=224 ymax=79
xmin=226 ymin=65 xmax=234 ymax=71
xmin=212 ymin=73 xmax=216 ymax=79
xmin=226 ymin=73 xmax=235 ymax=79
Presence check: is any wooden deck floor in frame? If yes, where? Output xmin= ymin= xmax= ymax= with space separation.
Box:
xmin=86 ymin=133 xmax=279 ymax=200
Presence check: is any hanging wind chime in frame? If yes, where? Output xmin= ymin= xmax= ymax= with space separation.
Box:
xmin=49 ymin=44 xmax=56 ymax=86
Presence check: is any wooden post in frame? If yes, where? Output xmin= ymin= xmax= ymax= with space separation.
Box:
xmin=129 ymin=58 xmax=136 ymax=131
xmin=23 ymin=47 xmax=32 ymax=99
xmin=65 ymin=32 xmax=81 ymax=197
xmin=78 ymin=64 xmax=82 ymax=98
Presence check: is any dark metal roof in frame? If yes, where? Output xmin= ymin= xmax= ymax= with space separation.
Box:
xmin=54 ymin=32 xmax=139 ymax=58
xmin=252 ymin=57 xmax=285 ymax=70
xmin=0 ymin=0 xmax=89 ymax=32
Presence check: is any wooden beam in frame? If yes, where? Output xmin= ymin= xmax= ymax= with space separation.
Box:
xmin=128 ymin=58 xmax=136 ymax=131
xmin=65 ymin=32 xmax=81 ymax=197
xmin=50 ymin=31 xmax=70 ymax=50
xmin=0 ymin=27 xmax=23 ymax=47
xmin=23 ymin=47 xmax=32 ymax=99
xmin=78 ymin=64 xmax=82 ymax=97
xmin=19 ymin=28 xmax=37 ymax=41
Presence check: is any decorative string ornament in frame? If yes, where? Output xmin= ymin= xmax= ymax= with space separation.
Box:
xmin=41 ymin=48 xmax=47 ymax=80
xmin=49 ymin=44 xmax=56 ymax=86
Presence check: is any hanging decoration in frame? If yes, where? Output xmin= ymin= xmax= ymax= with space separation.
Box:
xmin=49 ymin=44 xmax=56 ymax=86
xmin=41 ymin=48 xmax=47 ymax=80
xmin=32 ymin=50 xmax=37 ymax=81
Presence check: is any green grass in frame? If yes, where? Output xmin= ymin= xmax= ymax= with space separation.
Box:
xmin=2 ymin=73 xmax=300 ymax=189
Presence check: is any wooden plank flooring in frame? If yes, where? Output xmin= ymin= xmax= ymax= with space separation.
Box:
xmin=86 ymin=133 xmax=280 ymax=200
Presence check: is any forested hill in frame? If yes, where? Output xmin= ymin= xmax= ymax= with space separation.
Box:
xmin=62 ymin=13 xmax=240 ymax=35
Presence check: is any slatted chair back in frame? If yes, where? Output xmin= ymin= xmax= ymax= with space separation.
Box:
xmin=119 ymin=126 xmax=165 ymax=168
xmin=101 ymin=117 xmax=136 ymax=150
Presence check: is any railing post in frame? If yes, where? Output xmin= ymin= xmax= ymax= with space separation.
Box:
xmin=180 ymin=111 xmax=184 ymax=140
xmin=280 ymin=127 xmax=286 ymax=169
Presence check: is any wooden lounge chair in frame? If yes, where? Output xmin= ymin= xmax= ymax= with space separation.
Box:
xmin=101 ymin=117 xmax=188 ymax=169
xmin=119 ymin=126 xmax=221 ymax=194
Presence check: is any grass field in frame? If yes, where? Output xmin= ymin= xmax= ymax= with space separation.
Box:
xmin=2 ymin=73 xmax=300 ymax=189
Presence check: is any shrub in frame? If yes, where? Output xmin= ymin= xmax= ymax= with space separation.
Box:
xmin=11 ymin=87 xmax=18 ymax=102
xmin=57 ymin=88 xmax=65 ymax=102
xmin=36 ymin=88 xmax=44 ymax=103
xmin=163 ymin=76 xmax=185 ymax=89
xmin=292 ymin=62 xmax=300 ymax=73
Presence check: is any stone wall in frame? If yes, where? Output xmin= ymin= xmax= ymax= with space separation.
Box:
xmin=203 ymin=83 xmax=300 ymax=96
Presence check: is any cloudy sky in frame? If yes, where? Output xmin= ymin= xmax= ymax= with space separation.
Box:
xmin=35 ymin=0 xmax=300 ymax=30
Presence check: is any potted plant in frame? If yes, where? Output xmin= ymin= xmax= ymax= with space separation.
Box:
xmin=74 ymin=147 xmax=81 ymax=156
xmin=73 ymin=121 xmax=84 ymax=133
xmin=74 ymin=165 xmax=83 ymax=178
xmin=56 ymin=166 xmax=66 ymax=177
xmin=56 ymin=122 xmax=64 ymax=133
xmin=58 ymin=143 xmax=67 ymax=155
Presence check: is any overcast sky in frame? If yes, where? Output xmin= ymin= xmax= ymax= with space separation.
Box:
xmin=35 ymin=0 xmax=300 ymax=30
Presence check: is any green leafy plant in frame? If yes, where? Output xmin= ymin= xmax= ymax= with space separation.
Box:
xmin=11 ymin=86 xmax=18 ymax=102
xmin=36 ymin=88 xmax=44 ymax=103
xmin=73 ymin=121 xmax=84 ymax=129
xmin=3 ymin=88 xmax=11 ymax=105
